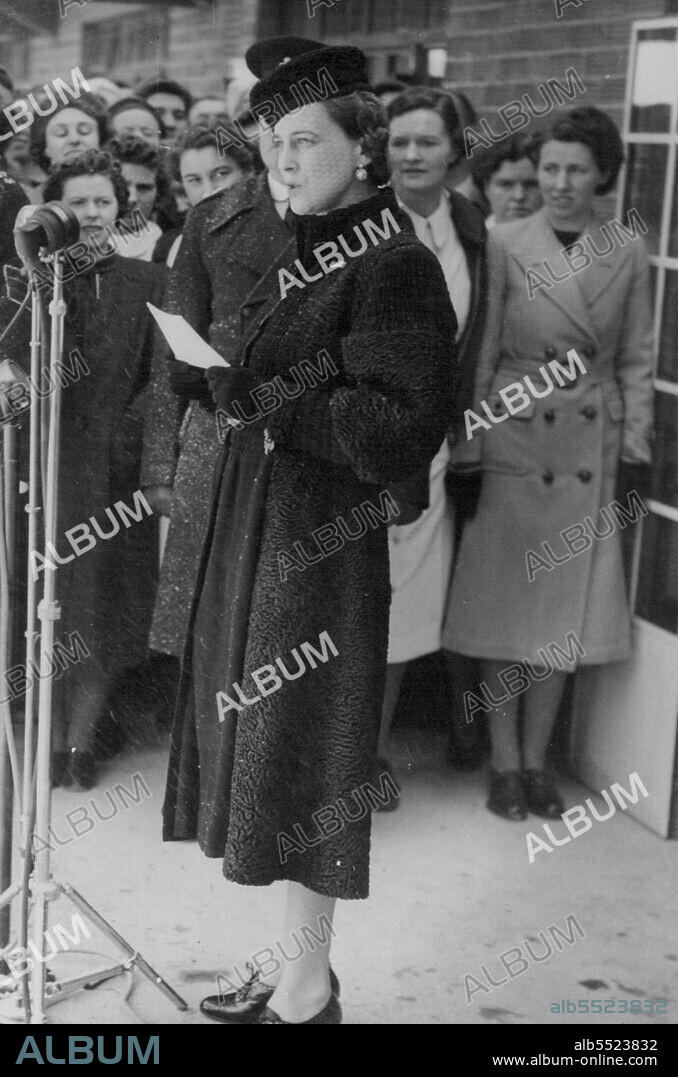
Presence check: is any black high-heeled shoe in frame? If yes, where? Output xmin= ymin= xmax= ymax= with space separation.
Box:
xmin=522 ymin=769 xmax=564 ymax=819
xmin=256 ymin=992 xmax=342 ymax=1024
xmin=200 ymin=963 xmax=341 ymax=1024
xmin=487 ymin=768 xmax=527 ymax=821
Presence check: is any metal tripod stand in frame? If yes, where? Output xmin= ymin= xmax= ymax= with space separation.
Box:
xmin=0 ymin=247 xmax=186 ymax=1024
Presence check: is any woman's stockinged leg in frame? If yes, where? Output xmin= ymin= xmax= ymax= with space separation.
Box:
xmin=522 ymin=669 xmax=567 ymax=771
xmin=482 ymin=660 xmax=521 ymax=772
xmin=378 ymin=661 xmax=408 ymax=758
xmin=267 ymin=881 xmax=337 ymax=1023
xmin=65 ymin=665 xmax=111 ymax=751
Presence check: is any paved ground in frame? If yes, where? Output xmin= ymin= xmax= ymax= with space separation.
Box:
xmin=1 ymin=729 xmax=675 ymax=1026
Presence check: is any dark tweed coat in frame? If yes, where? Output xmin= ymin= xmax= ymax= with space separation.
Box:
xmin=162 ymin=187 xmax=458 ymax=899
xmin=0 ymin=171 xmax=28 ymax=269
xmin=141 ymin=174 xmax=294 ymax=657
xmin=0 ymin=254 xmax=163 ymax=700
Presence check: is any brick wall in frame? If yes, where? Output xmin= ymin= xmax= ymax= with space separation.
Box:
xmin=11 ymin=0 xmax=672 ymax=116
xmin=15 ymin=0 xmax=257 ymax=95
xmin=310 ymin=0 xmax=667 ymax=131
xmin=437 ymin=0 xmax=666 ymax=130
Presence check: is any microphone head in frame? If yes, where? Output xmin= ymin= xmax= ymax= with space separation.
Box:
xmin=14 ymin=202 xmax=80 ymax=271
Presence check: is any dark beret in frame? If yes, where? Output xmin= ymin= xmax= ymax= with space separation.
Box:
xmin=250 ymin=45 xmax=370 ymax=118
xmin=245 ymin=36 xmax=324 ymax=80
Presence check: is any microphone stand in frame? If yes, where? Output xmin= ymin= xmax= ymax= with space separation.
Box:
xmin=0 ymin=246 xmax=187 ymax=1024
xmin=0 ymin=371 xmax=19 ymax=973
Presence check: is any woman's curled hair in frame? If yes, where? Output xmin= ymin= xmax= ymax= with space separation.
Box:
xmin=323 ymin=91 xmax=390 ymax=186
xmin=30 ymin=96 xmax=107 ymax=172
xmin=170 ymin=123 xmax=255 ymax=178
xmin=43 ymin=148 xmax=129 ymax=218
xmin=387 ymin=86 xmax=464 ymax=163
xmin=527 ymin=106 xmax=624 ymax=196
xmin=105 ymin=134 xmax=160 ymax=171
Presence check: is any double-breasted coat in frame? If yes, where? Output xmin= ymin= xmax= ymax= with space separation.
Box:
xmin=443 ymin=208 xmax=654 ymax=665
xmin=162 ymin=188 xmax=457 ymax=899
xmin=141 ymin=175 xmax=294 ymax=657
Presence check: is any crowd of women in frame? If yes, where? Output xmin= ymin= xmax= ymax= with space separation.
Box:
xmin=0 ymin=37 xmax=654 ymax=1023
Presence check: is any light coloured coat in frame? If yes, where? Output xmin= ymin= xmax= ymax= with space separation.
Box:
xmin=443 ymin=207 xmax=654 ymax=664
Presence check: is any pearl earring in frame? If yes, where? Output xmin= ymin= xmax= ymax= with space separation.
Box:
xmin=355 ymin=165 xmax=368 ymax=181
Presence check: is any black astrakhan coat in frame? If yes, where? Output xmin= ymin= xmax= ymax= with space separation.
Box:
xmin=162 ymin=188 xmax=457 ymax=899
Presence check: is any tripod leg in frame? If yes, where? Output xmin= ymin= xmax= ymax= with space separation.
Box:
xmin=0 ymin=423 xmax=19 ymax=966
xmin=62 ymin=884 xmax=187 ymax=1011
xmin=0 ymin=736 xmax=11 ymax=962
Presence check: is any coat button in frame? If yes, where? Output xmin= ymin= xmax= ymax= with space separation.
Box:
xmin=544 ymin=346 xmax=557 ymax=360
xmin=542 ymin=470 xmax=554 ymax=484
xmin=582 ymin=345 xmax=596 ymax=360
xmin=544 ymin=409 xmax=555 ymax=423
xmin=577 ymin=469 xmax=593 ymax=482
xmin=581 ymin=405 xmax=597 ymax=420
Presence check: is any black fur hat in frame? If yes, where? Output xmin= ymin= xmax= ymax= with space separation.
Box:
xmin=249 ymin=45 xmax=370 ymax=118
xmin=245 ymin=36 xmax=324 ymax=80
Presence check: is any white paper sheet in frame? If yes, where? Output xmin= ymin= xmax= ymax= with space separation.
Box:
xmin=147 ymin=303 xmax=229 ymax=369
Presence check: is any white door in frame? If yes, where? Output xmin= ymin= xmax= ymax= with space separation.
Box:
xmin=571 ymin=18 xmax=678 ymax=837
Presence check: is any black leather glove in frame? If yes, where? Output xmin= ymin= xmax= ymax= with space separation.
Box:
xmin=388 ymin=501 xmax=425 ymax=527
xmin=446 ymin=466 xmax=483 ymax=522
xmin=206 ymin=365 xmax=265 ymax=424
xmin=168 ymin=359 xmax=212 ymax=407
xmin=615 ymin=460 xmax=652 ymax=506
xmin=385 ymin=469 xmax=430 ymax=527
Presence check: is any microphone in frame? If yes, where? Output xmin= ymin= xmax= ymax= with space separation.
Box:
xmin=14 ymin=202 xmax=80 ymax=272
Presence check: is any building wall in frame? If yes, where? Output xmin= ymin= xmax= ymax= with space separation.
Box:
xmin=6 ymin=0 xmax=671 ymax=113
xmin=10 ymin=0 xmax=257 ymax=95
xmin=443 ymin=0 xmax=666 ymax=131
xmin=304 ymin=0 xmax=668 ymax=131
xmin=164 ymin=0 xmax=259 ymax=89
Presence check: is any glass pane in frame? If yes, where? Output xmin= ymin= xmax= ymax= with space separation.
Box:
xmin=622 ymin=144 xmax=666 ymax=257
xmin=651 ymin=391 xmax=678 ymax=511
xmin=658 ymin=271 xmax=678 ymax=383
xmin=630 ymin=31 xmax=677 ymax=133
xmin=636 ymin=513 xmax=678 ymax=633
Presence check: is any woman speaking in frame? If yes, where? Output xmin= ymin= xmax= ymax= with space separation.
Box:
xmin=163 ymin=44 xmax=457 ymax=1025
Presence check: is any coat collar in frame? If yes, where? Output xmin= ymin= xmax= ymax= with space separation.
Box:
xmin=295 ymin=186 xmax=403 ymax=264
xmin=239 ymin=233 xmax=296 ymax=325
xmin=396 ymin=188 xmax=486 ymax=252
xmin=204 ymin=173 xmax=292 ymax=285
xmin=509 ymin=207 xmax=630 ymax=339
xmin=447 ymin=189 xmax=487 ymax=250
xmin=204 ymin=174 xmax=265 ymax=234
